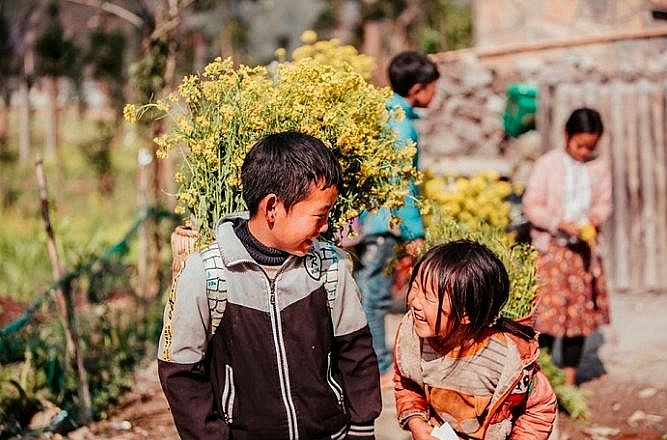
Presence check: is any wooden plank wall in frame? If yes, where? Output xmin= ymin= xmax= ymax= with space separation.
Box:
xmin=537 ymin=80 xmax=667 ymax=293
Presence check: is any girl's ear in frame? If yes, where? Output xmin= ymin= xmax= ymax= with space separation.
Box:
xmin=460 ymin=314 xmax=471 ymax=325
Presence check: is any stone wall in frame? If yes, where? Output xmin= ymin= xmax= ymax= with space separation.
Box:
xmin=427 ymin=0 xmax=667 ymax=181
xmin=417 ymin=26 xmax=667 ymax=292
xmin=417 ymin=34 xmax=667 ymax=187
xmin=473 ymin=0 xmax=658 ymax=47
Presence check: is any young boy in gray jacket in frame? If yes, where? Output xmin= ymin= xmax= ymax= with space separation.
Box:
xmin=158 ymin=131 xmax=382 ymax=440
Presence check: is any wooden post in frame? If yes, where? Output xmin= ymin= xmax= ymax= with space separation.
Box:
xmin=653 ymin=84 xmax=667 ymax=287
xmin=609 ymin=81 xmax=630 ymax=291
xmin=637 ymin=80 xmax=658 ymax=289
xmin=624 ymin=84 xmax=642 ymax=288
xmin=536 ymin=81 xmax=552 ymax=153
xmin=18 ymin=76 xmax=31 ymax=165
xmin=35 ymin=157 xmax=92 ymax=423
xmin=136 ymin=148 xmax=151 ymax=335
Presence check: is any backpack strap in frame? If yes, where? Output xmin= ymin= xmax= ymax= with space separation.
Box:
xmin=200 ymin=241 xmax=340 ymax=337
xmin=200 ymin=242 xmax=227 ymax=337
xmin=320 ymin=241 xmax=339 ymax=310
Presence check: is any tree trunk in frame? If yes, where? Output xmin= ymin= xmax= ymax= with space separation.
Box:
xmin=333 ymin=0 xmax=362 ymax=44
xmin=43 ymin=76 xmax=60 ymax=163
xmin=0 ymin=101 xmax=6 ymax=157
xmin=18 ymin=78 xmax=31 ymax=165
xmin=362 ymin=19 xmax=387 ymax=85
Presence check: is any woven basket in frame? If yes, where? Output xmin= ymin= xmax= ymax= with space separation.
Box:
xmin=170 ymin=225 xmax=199 ymax=280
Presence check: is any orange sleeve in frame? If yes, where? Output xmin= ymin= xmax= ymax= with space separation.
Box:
xmin=510 ymin=369 xmax=557 ymax=439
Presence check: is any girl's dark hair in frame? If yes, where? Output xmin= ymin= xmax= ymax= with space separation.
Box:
xmin=387 ymin=51 xmax=441 ymax=97
xmin=565 ymin=107 xmax=604 ymax=139
xmin=408 ymin=239 xmax=536 ymax=345
xmin=241 ymin=131 xmax=343 ymax=215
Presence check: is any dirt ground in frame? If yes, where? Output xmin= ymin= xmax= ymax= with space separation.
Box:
xmin=58 ymin=291 xmax=667 ymax=439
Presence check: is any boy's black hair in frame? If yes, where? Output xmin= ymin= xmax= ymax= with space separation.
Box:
xmin=241 ymin=131 xmax=343 ymax=215
xmin=408 ymin=239 xmax=535 ymax=346
xmin=565 ymin=107 xmax=604 ymax=138
xmin=387 ymin=51 xmax=441 ymax=97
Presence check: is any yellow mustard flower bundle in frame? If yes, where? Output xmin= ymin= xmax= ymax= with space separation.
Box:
xmin=423 ymin=171 xmax=516 ymax=230
xmin=125 ymin=35 xmax=416 ymax=243
xmin=424 ymin=207 xmax=538 ymax=321
xmin=286 ymin=31 xmax=376 ymax=81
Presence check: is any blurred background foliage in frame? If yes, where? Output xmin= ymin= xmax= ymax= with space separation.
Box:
xmin=0 ymin=0 xmax=477 ymax=435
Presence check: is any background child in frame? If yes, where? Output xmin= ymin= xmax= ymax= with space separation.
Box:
xmin=158 ymin=131 xmax=382 ymax=440
xmin=355 ymin=50 xmax=440 ymax=386
xmin=393 ymin=240 xmax=557 ymax=440
xmin=522 ymin=107 xmax=612 ymax=386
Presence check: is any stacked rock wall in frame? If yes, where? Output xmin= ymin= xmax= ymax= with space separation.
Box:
xmin=418 ymin=35 xmax=667 ymax=187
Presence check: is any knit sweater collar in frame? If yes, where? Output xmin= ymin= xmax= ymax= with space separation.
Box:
xmin=233 ymin=219 xmax=289 ymax=266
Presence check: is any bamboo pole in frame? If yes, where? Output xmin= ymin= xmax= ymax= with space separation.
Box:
xmin=434 ymin=26 xmax=667 ymax=62
xmin=35 ymin=157 xmax=92 ymax=423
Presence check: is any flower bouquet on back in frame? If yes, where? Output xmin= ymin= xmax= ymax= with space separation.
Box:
xmin=124 ymin=33 xmax=418 ymax=246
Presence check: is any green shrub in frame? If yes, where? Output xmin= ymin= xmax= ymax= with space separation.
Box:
xmin=424 ymin=208 xmax=537 ymax=320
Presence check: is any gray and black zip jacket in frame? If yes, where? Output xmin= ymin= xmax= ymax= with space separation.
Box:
xmin=158 ymin=214 xmax=382 ymax=440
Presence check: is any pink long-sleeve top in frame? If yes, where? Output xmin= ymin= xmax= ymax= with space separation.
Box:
xmin=522 ymin=148 xmax=613 ymax=252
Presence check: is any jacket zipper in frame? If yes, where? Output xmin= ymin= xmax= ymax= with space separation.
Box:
xmin=327 ymin=353 xmax=346 ymax=410
xmin=221 ymin=364 xmax=235 ymax=423
xmin=268 ymin=275 xmax=300 ymax=440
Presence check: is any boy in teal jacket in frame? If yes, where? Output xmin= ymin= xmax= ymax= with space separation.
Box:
xmin=356 ymin=51 xmax=440 ymax=384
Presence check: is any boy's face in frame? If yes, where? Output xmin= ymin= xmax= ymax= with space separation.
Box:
xmin=409 ymin=81 xmax=437 ymax=108
xmin=270 ymin=181 xmax=338 ymax=256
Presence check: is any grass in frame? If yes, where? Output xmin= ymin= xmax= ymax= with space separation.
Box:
xmin=0 ymin=106 xmax=176 ymax=434
xmin=0 ymin=107 xmax=155 ymax=302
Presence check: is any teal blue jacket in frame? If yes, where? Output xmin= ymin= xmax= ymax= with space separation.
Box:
xmin=359 ymin=93 xmax=425 ymax=241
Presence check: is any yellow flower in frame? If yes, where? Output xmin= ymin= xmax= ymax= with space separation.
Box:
xmin=579 ymin=222 xmax=597 ymax=246
xmin=125 ymin=35 xmax=412 ymax=241
xmin=301 ymin=30 xmax=318 ymax=44
xmin=274 ymin=47 xmax=287 ymax=62
xmin=122 ymin=104 xmax=137 ymax=123
xmin=423 ymin=171 xmax=519 ymax=233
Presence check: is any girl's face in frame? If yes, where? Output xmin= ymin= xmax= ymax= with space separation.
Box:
xmin=566 ymin=132 xmax=600 ymax=162
xmin=407 ymin=267 xmax=453 ymax=339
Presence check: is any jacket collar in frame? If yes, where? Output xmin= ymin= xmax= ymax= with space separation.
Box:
xmin=387 ymin=92 xmax=420 ymax=120
xmin=215 ymin=212 xmax=262 ymax=267
xmin=214 ymin=212 xmax=306 ymax=269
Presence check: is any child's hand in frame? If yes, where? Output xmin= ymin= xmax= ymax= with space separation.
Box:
xmin=558 ymin=221 xmax=580 ymax=238
xmin=407 ymin=417 xmax=439 ymax=440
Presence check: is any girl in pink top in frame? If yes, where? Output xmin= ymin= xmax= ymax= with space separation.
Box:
xmin=522 ymin=107 xmax=613 ymax=386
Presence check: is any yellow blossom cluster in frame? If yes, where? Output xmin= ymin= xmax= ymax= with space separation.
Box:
xmin=422 ymin=172 xmax=536 ymax=320
xmin=124 ymin=35 xmax=415 ymax=243
xmin=424 ymin=209 xmax=537 ymax=321
xmin=284 ymin=31 xmax=376 ymax=81
xmin=578 ymin=222 xmax=597 ymax=247
xmin=422 ymin=171 xmax=516 ymax=230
